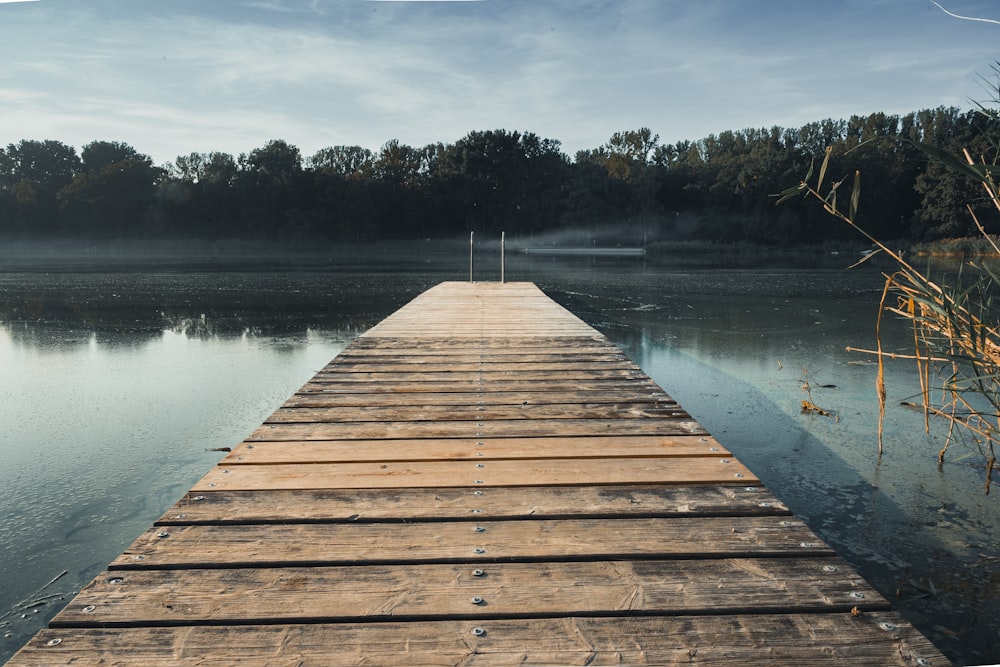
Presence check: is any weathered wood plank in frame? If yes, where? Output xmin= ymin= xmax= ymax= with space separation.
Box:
xmin=248 ymin=418 xmax=708 ymax=441
xmin=192 ymin=456 xmax=752 ymax=490
xmin=112 ymin=516 xmax=827 ymax=568
xmin=297 ymin=369 xmax=646 ymax=382
xmin=299 ymin=379 xmax=666 ymax=393
xmin=331 ymin=351 xmax=630 ymax=363
xmin=290 ymin=389 xmax=672 ymax=406
xmin=53 ymin=558 xmax=884 ymax=627
xmin=155 ymin=485 xmax=789 ymax=524
xmin=10 ymin=613 xmax=950 ymax=666
xmin=317 ymin=361 xmax=637 ymax=373
xmin=219 ymin=435 xmax=729 ymax=465
xmin=266 ymin=402 xmax=691 ymax=423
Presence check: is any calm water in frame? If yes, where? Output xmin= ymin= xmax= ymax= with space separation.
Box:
xmin=0 ymin=253 xmax=997 ymax=665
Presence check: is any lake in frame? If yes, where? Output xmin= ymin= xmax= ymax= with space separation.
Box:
xmin=0 ymin=250 xmax=997 ymax=665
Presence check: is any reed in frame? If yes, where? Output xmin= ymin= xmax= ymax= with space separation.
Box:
xmin=776 ymin=121 xmax=1000 ymax=492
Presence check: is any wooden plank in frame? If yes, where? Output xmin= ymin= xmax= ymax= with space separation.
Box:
xmin=155 ymin=485 xmax=790 ymax=524
xmin=299 ymin=379 xmax=666 ymax=393
xmin=294 ymin=369 xmax=646 ymax=382
xmin=331 ymin=351 xmax=630 ymax=363
xmin=10 ymin=613 xmax=950 ymax=666
xmin=111 ymin=517 xmax=828 ymax=568
xmin=316 ymin=361 xmax=638 ymax=373
xmin=191 ymin=456 xmax=753 ymax=491
xmin=248 ymin=418 xmax=708 ymax=441
xmin=289 ymin=389 xmax=674 ymax=406
xmin=53 ymin=558 xmax=884 ymax=627
xmin=219 ymin=435 xmax=730 ymax=464
xmin=266 ymin=403 xmax=691 ymax=423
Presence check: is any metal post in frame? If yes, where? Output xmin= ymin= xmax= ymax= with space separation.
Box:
xmin=469 ymin=231 xmax=474 ymax=283
xmin=501 ymin=231 xmax=505 ymax=284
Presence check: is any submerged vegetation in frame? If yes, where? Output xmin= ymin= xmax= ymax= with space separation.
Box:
xmin=0 ymin=104 xmax=997 ymax=247
xmin=777 ymin=63 xmax=1000 ymax=492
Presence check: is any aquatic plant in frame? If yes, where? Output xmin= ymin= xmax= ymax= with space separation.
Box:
xmin=776 ymin=65 xmax=1000 ymax=491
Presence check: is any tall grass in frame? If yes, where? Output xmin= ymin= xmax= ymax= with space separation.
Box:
xmin=777 ymin=129 xmax=1000 ymax=492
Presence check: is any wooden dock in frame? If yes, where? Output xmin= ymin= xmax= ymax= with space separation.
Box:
xmin=7 ymin=281 xmax=948 ymax=665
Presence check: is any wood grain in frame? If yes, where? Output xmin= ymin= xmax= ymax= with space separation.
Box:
xmin=12 ymin=614 xmax=949 ymax=666
xmin=54 ymin=558 xmax=884 ymax=626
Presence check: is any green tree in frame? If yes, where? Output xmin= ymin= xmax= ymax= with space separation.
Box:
xmin=58 ymin=142 xmax=162 ymax=237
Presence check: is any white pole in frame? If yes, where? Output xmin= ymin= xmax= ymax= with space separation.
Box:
xmin=469 ymin=231 xmax=474 ymax=283
xmin=501 ymin=231 xmax=506 ymax=283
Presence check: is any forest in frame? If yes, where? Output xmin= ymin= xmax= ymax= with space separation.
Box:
xmin=0 ymin=106 xmax=997 ymax=248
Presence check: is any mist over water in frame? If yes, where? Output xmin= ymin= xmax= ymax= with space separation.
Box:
xmin=0 ymin=251 xmax=997 ymax=664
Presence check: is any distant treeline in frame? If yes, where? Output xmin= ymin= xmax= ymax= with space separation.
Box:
xmin=1 ymin=106 xmax=997 ymax=246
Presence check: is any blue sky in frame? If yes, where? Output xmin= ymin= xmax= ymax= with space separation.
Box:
xmin=1 ymin=0 xmax=997 ymax=165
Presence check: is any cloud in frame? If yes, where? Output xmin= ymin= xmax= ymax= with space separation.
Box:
xmin=0 ymin=0 xmax=997 ymax=164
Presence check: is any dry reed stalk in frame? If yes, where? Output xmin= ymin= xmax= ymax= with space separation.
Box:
xmin=776 ymin=141 xmax=1000 ymax=492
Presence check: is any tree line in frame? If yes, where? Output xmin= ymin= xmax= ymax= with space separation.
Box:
xmin=1 ymin=106 xmax=997 ymax=246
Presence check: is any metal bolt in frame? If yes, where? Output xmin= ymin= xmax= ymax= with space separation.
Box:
xmin=849 ymin=592 xmax=865 ymax=600
xmin=246 ymin=444 xmax=254 ymax=449
xmin=471 ymin=627 xmax=486 ymax=636
xmin=476 ymin=441 xmax=484 ymax=446
xmin=473 ymin=548 xmax=486 ymax=554
xmin=476 ymin=433 xmax=483 ymax=437
xmin=474 ymin=480 xmax=484 ymax=484
xmin=173 ymin=514 xmax=186 ymax=519
xmin=709 ymin=447 xmax=719 ymax=452
xmin=108 ymin=577 xmax=124 ymax=585
xmin=476 ymin=463 xmax=485 ymax=469
xmin=734 ymin=473 xmax=744 ymax=478
xmin=473 ymin=526 xmax=486 ymax=533
xmin=758 ymin=502 xmax=771 ymax=508
xmin=156 ymin=532 xmax=170 ymax=539
xmin=472 ymin=569 xmax=485 ymax=577
xmin=192 ymin=496 xmax=206 ymax=501
xmin=472 ymin=509 xmax=483 ymax=514
xmin=720 ymin=459 xmax=730 ymax=464
xmin=473 ymin=490 xmax=484 ymax=496
xmin=823 ymin=565 xmax=838 ymax=573
xmin=82 ymin=605 xmax=96 ymax=613
xmin=222 ymin=469 xmax=230 ymax=474
xmin=208 ymin=483 xmax=217 ymax=487
xmin=744 ymin=487 xmax=757 ymax=492
xmin=781 ymin=521 xmax=793 ymax=527
xmin=878 ymin=622 xmax=897 ymax=632
xmin=800 ymin=542 xmax=813 ymax=548
xmin=46 ymin=638 xmax=62 ymax=647
xmin=470 ymin=596 xmax=485 ymax=605
xmin=476 ymin=452 xmax=484 ymax=457
xmin=915 ymin=659 xmax=932 ymax=667
xmin=134 ymin=555 xmax=146 ymax=560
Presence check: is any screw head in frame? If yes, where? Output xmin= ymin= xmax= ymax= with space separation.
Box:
xmin=472 ymin=569 xmax=485 ymax=577
xmin=878 ymin=622 xmax=898 ymax=632
xmin=471 ymin=627 xmax=486 ymax=637
xmin=849 ymin=592 xmax=865 ymax=600
xmin=470 ymin=596 xmax=485 ymax=605
xmin=81 ymin=605 xmax=96 ymax=613
xmin=46 ymin=638 xmax=62 ymax=647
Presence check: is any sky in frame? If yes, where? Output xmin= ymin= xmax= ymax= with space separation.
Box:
xmin=0 ymin=0 xmax=998 ymax=166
